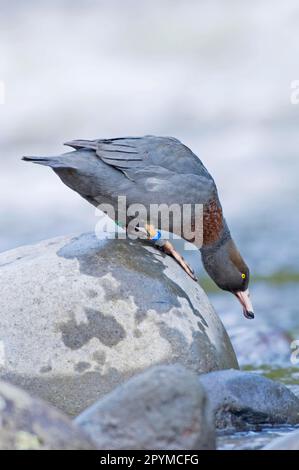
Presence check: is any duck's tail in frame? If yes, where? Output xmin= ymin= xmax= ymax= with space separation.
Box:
xmin=22 ymin=156 xmax=68 ymax=168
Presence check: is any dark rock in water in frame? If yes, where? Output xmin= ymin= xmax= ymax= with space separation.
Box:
xmin=263 ymin=429 xmax=299 ymax=450
xmin=199 ymin=369 xmax=299 ymax=431
xmin=75 ymin=365 xmax=215 ymax=450
xmin=0 ymin=232 xmax=238 ymax=416
xmin=0 ymin=380 xmax=95 ymax=450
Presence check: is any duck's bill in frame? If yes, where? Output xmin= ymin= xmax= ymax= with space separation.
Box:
xmin=234 ymin=289 xmax=254 ymax=319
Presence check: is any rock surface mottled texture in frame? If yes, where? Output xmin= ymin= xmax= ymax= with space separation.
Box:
xmin=263 ymin=429 xmax=299 ymax=450
xmin=0 ymin=233 xmax=237 ymax=416
xmin=199 ymin=369 xmax=299 ymax=430
xmin=0 ymin=380 xmax=95 ymax=450
xmin=76 ymin=365 xmax=215 ymax=450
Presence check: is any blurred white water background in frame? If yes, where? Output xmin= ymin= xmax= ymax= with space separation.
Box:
xmin=1 ymin=0 xmax=299 ymax=448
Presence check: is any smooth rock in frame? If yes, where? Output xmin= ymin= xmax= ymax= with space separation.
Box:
xmin=75 ymin=365 xmax=215 ymax=450
xmin=0 ymin=232 xmax=237 ymax=416
xmin=0 ymin=380 xmax=95 ymax=450
xmin=199 ymin=369 xmax=299 ymax=430
xmin=263 ymin=429 xmax=299 ymax=450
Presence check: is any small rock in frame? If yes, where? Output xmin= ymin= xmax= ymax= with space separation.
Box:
xmin=199 ymin=369 xmax=299 ymax=430
xmin=0 ymin=380 xmax=96 ymax=450
xmin=263 ymin=429 xmax=299 ymax=450
xmin=75 ymin=365 xmax=215 ymax=450
xmin=0 ymin=233 xmax=238 ymax=416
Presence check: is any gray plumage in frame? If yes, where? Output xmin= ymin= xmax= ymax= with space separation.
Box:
xmin=24 ymin=135 xmax=217 ymax=209
xmin=23 ymin=135 xmax=253 ymax=318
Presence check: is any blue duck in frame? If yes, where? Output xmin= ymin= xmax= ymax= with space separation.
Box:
xmin=23 ymin=135 xmax=254 ymax=319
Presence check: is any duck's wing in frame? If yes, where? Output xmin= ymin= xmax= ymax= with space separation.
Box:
xmin=64 ymin=135 xmax=212 ymax=181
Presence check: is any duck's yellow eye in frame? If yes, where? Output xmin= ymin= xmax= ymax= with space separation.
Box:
xmin=241 ymin=273 xmax=246 ymax=279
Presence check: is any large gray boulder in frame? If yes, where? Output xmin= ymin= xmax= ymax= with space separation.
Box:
xmin=0 ymin=380 xmax=95 ymax=450
xmin=76 ymin=365 xmax=215 ymax=450
xmin=0 ymin=232 xmax=237 ymax=416
xmin=199 ymin=369 xmax=299 ymax=430
xmin=263 ymin=429 xmax=299 ymax=450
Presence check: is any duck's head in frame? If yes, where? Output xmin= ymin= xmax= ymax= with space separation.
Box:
xmin=201 ymin=238 xmax=254 ymax=319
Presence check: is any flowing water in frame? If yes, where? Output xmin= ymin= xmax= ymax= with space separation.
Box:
xmin=208 ymin=244 xmax=299 ymax=448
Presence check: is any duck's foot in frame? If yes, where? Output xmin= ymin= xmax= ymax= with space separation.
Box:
xmin=134 ymin=224 xmax=197 ymax=282
xmin=159 ymin=240 xmax=197 ymax=282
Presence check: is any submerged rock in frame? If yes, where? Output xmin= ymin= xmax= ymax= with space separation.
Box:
xmin=0 ymin=380 xmax=95 ymax=450
xmin=199 ymin=369 xmax=299 ymax=430
xmin=75 ymin=365 xmax=215 ymax=450
xmin=0 ymin=232 xmax=237 ymax=416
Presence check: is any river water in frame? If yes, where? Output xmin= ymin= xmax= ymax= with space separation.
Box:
xmin=206 ymin=211 xmax=299 ymax=449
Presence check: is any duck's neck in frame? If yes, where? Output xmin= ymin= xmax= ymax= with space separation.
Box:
xmin=200 ymin=218 xmax=231 ymax=255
